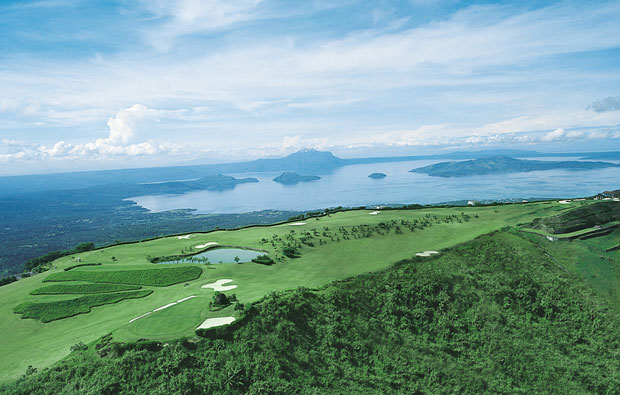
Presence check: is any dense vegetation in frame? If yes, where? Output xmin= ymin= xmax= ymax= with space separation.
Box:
xmin=23 ymin=242 xmax=96 ymax=272
xmin=5 ymin=230 xmax=620 ymax=393
xmin=13 ymin=290 xmax=152 ymax=322
xmin=44 ymin=266 xmax=202 ymax=287
xmin=0 ymin=194 xmax=296 ymax=276
xmin=30 ymin=283 xmax=141 ymax=295
xmin=0 ymin=275 xmax=18 ymax=287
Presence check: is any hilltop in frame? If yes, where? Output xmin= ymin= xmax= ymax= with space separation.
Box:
xmin=410 ymin=156 xmax=620 ymax=177
xmin=2 ymin=200 xmax=620 ymax=393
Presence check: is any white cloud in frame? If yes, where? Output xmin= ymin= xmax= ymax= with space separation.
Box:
xmin=0 ymin=105 xmax=186 ymax=164
xmin=104 ymin=104 xmax=160 ymax=144
xmin=139 ymin=0 xmax=263 ymax=48
xmin=541 ymin=128 xmax=565 ymax=142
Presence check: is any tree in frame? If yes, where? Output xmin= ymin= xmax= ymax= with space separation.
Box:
xmin=75 ymin=242 xmax=95 ymax=253
xmin=70 ymin=342 xmax=88 ymax=353
xmin=282 ymin=247 xmax=299 ymax=258
xmin=234 ymin=256 xmax=240 ymax=263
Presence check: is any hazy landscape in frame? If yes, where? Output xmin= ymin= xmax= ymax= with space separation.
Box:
xmin=1 ymin=0 xmax=620 ymax=393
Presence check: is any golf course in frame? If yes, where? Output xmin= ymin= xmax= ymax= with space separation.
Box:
xmin=0 ymin=199 xmax=614 ymax=384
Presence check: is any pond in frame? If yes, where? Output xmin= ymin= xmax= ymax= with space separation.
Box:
xmin=158 ymin=248 xmax=264 ymax=264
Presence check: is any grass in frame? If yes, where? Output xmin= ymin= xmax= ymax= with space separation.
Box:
xmin=43 ymin=266 xmax=203 ymax=286
xmin=31 ymin=283 xmax=141 ymax=295
xmin=521 ymin=220 xmax=620 ymax=239
xmin=0 ymin=200 xmax=600 ymax=383
xmin=523 ymin=228 xmax=620 ymax=306
xmin=13 ymin=290 xmax=152 ymax=323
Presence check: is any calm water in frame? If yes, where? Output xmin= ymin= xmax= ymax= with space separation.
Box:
xmin=159 ymin=248 xmax=263 ymax=264
xmin=129 ymin=158 xmax=620 ymax=214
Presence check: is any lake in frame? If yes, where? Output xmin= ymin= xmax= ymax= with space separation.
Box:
xmin=129 ymin=158 xmax=620 ymax=214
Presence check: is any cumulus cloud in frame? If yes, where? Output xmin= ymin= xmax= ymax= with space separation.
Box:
xmin=589 ymin=96 xmax=620 ymax=113
xmin=0 ymin=104 xmax=184 ymax=164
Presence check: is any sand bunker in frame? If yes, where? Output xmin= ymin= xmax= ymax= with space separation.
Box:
xmin=558 ymin=200 xmax=572 ymax=204
xmin=201 ymin=279 xmax=237 ymax=291
xmin=128 ymin=295 xmax=197 ymax=323
xmin=197 ymin=316 xmax=236 ymax=330
xmin=128 ymin=311 xmax=152 ymax=324
xmin=289 ymin=222 xmax=306 ymax=226
xmin=416 ymin=251 xmax=439 ymax=257
xmin=177 ymin=296 xmax=196 ymax=303
xmin=153 ymin=302 xmax=177 ymax=312
xmin=177 ymin=234 xmax=194 ymax=239
xmin=369 ymin=211 xmax=380 ymax=215
xmin=195 ymin=242 xmax=218 ymax=249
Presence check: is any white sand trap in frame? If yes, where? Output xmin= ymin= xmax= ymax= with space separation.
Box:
xmin=195 ymin=242 xmax=218 ymax=249
xmin=129 ymin=295 xmax=197 ymax=323
xmin=154 ymin=302 xmax=177 ymax=312
xmin=177 ymin=234 xmax=194 ymax=239
xmin=369 ymin=211 xmax=380 ymax=215
xmin=416 ymin=251 xmax=439 ymax=257
xmin=129 ymin=311 xmax=152 ymax=324
xmin=558 ymin=200 xmax=572 ymax=204
xmin=197 ymin=316 xmax=236 ymax=330
xmin=129 ymin=295 xmax=196 ymax=324
xmin=177 ymin=295 xmax=197 ymax=303
xmin=289 ymin=222 xmax=306 ymax=226
xmin=201 ymin=279 xmax=237 ymax=291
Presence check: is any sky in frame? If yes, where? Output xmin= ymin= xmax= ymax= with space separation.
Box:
xmin=0 ymin=0 xmax=619 ymax=175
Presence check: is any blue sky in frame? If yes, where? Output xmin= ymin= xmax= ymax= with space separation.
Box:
xmin=1 ymin=0 xmax=619 ymax=175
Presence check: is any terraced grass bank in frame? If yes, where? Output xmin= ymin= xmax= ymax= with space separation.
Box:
xmin=31 ymin=283 xmax=141 ymax=295
xmin=44 ymin=266 xmax=202 ymax=286
xmin=14 ymin=290 xmax=153 ymax=322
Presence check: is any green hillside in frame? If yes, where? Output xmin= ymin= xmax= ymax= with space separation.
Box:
xmin=0 ymin=199 xmax=614 ymax=386
xmin=529 ymin=201 xmax=620 ymax=234
xmin=4 ymin=229 xmax=620 ymax=393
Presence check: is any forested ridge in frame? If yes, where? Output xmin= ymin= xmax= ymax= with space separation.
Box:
xmin=4 ymin=230 xmax=620 ymax=394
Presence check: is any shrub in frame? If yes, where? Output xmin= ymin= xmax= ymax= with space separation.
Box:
xmin=282 ymin=247 xmax=299 ymax=258
xmin=63 ymin=263 xmax=102 ymax=271
xmin=251 ymin=255 xmax=275 ymax=265
xmin=70 ymin=342 xmax=88 ymax=353
xmin=31 ymin=283 xmax=141 ymax=295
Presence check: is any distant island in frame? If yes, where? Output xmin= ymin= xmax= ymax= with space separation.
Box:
xmin=136 ymin=174 xmax=258 ymax=194
xmin=273 ymin=172 xmax=321 ymax=185
xmin=410 ymin=156 xmax=620 ymax=177
xmin=368 ymin=172 xmax=387 ymax=179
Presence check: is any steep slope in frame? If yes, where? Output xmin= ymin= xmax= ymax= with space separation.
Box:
xmin=529 ymin=201 xmax=620 ymax=234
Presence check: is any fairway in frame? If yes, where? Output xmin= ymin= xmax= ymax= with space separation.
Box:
xmin=0 ymin=201 xmax=604 ymax=383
